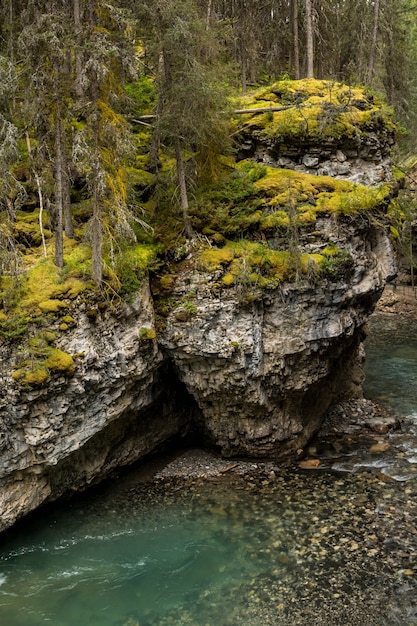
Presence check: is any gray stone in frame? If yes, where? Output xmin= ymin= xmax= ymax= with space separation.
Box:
xmin=303 ymin=155 xmax=320 ymax=168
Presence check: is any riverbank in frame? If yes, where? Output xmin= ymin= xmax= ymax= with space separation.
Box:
xmin=376 ymin=283 xmax=417 ymax=317
xmin=149 ymin=395 xmax=402 ymax=481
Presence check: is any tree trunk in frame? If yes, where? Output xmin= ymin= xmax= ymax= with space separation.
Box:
xmin=206 ymin=0 xmax=213 ymax=28
xmin=240 ymin=43 xmax=247 ymax=93
xmin=91 ymin=171 xmax=103 ymax=284
xmin=368 ymin=0 xmax=380 ymax=81
xmin=91 ymin=91 xmax=103 ymax=284
xmin=62 ymin=138 xmax=74 ymax=238
xmin=5 ymin=197 xmax=14 ymax=222
xmin=305 ymin=0 xmax=314 ymax=78
xmin=87 ymin=0 xmax=103 ymax=285
xmin=25 ymin=131 xmax=47 ymax=258
xmin=74 ymin=0 xmax=84 ymax=99
xmin=91 ymin=100 xmax=103 ymax=284
xmin=54 ymin=112 xmax=64 ymax=269
xmin=292 ymin=0 xmax=300 ymax=79
xmin=147 ymin=52 xmax=164 ymax=174
xmin=175 ymin=139 xmax=194 ymax=240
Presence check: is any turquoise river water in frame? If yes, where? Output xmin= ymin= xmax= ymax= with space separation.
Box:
xmin=1 ymin=310 xmax=417 ymax=626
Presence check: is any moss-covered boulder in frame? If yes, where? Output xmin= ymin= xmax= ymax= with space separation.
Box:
xmin=233 ymin=78 xmax=395 ymax=186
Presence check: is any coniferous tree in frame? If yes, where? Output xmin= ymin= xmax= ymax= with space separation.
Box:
xmin=72 ymin=0 xmax=136 ymax=284
xmin=138 ymin=0 xmax=231 ymax=239
xmin=17 ymin=2 xmax=73 ymax=268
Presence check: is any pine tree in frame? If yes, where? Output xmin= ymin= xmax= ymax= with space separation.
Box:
xmin=137 ymin=0 xmax=231 ymax=239
xmin=72 ymin=0 xmax=136 ymax=284
xmin=17 ymin=1 xmax=73 ymax=268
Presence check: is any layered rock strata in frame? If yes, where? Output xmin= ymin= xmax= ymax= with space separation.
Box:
xmin=0 ymin=285 xmax=193 ymax=532
xmin=160 ymin=219 xmax=396 ymax=457
xmin=238 ymin=129 xmax=394 ymax=187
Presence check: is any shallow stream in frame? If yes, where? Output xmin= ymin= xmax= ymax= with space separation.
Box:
xmin=1 ymin=311 xmax=417 ymax=626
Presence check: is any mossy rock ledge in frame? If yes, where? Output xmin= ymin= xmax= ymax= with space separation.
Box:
xmin=234 ymin=78 xmax=395 ymax=187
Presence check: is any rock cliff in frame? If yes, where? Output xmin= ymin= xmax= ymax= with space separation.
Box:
xmin=0 ymin=79 xmax=398 ymax=532
xmin=160 ymin=217 xmax=395 ymax=458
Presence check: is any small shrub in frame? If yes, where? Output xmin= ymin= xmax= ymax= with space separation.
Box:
xmin=0 ymin=313 xmax=29 ymax=340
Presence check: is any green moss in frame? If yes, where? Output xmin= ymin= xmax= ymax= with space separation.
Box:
xmin=38 ymin=299 xmax=69 ymax=313
xmin=315 ymin=182 xmax=391 ymax=215
xmin=21 ymin=367 xmax=49 ymax=386
xmin=61 ymin=315 xmax=75 ymax=324
xmin=40 ymin=330 xmax=58 ymax=343
xmin=63 ymin=244 xmax=92 ymax=280
xmin=389 ymin=225 xmax=399 ymax=239
xmin=139 ymin=327 xmax=156 ymax=340
xmin=222 ymin=273 xmax=235 ymax=286
xmin=260 ymin=210 xmax=290 ymax=229
xmin=14 ymin=209 xmax=52 ymax=248
xmin=197 ymin=235 xmax=353 ymax=291
xmin=159 ymin=275 xmax=175 ymax=290
xmin=12 ymin=347 xmax=74 ymax=386
xmin=111 ymin=243 xmax=159 ymax=296
xmin=127 ymin=166 xmax=155 ymax=189
xmin=235 ymin=78 xmax=395 ymax=143
xmin=199 ymin=247 xmax=235 ymax=270
xmin=45 ymin=349 xmax=75 ymax=374
xmin=125 ymin=75 xmax=156 ymax=118
xmin=192 ymin=161 xmax=391 ymax=243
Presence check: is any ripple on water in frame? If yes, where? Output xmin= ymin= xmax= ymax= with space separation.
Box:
xmin=0 ymin=470 xmax=416 ymax=626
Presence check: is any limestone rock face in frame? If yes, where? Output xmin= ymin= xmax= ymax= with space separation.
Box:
xmin=0 ymin=221 xmax=396 ymax=532
xmin=160 ymin=219 xmax=396 ymax=457
xmin=0 ymin=79 xmax=399 ymax=533
xmin=0 ymin=284 xmax=191 ymax=533
xmin=238 ymin=131 xmax=395 ymax=186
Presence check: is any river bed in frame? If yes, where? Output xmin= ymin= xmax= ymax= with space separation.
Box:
xmin=1 ymin=309 xmax=417 ymax=626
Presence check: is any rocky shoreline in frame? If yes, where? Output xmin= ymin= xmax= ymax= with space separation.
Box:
xmin=145 ymin=396 xmax=401 ymax=483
